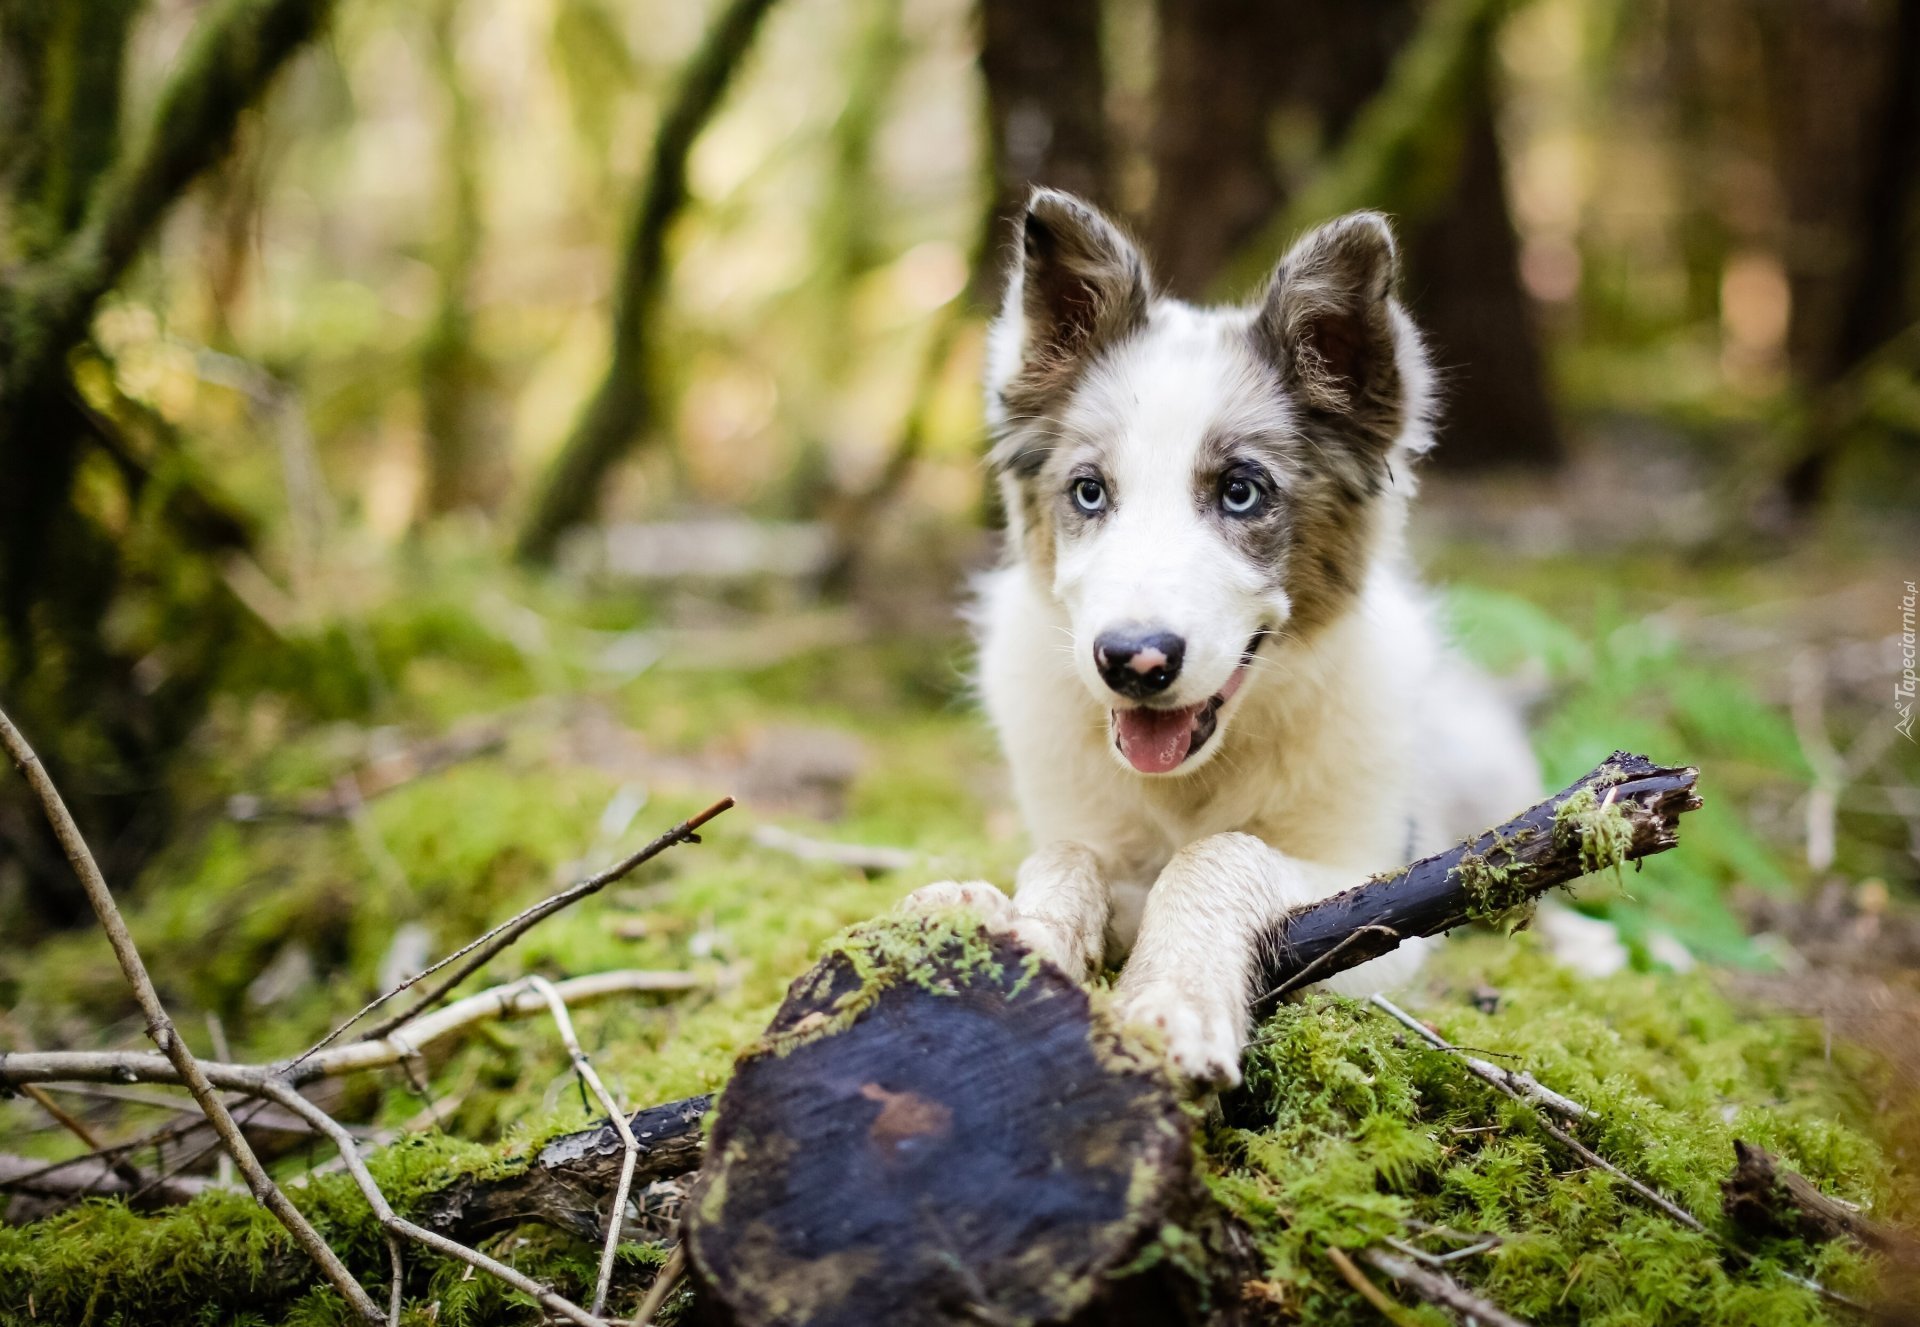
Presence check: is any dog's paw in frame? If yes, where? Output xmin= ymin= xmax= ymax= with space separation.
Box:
xmin=1113 ymin=978 xmax=1246 ymax=1089
xmin=896 ymin=879 xmax=1017 ymax=930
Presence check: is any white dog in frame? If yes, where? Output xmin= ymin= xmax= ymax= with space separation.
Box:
xmin=904 ymin=189 xmax=1539 ymax=1086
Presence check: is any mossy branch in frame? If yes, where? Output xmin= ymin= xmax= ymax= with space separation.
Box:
xmin=2 ymin=0 xmax=333 ymax=404
xmin=514 ymin=0 xmax=782 ymax=563
xmin=1252 ymin=752 xmax=1701 ymax=1011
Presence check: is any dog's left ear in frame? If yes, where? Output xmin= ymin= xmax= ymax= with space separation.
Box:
xmin=1254 ymin=212 xmax=1403 ymax=416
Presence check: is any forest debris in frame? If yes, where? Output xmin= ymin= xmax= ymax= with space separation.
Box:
xmin=1722 ymin=1140 xmax=1914 ymax=1257
xmin=225 ymin=721 xmax=507 ymax=822
xmin=1359 ymin=1247 xmax=1533 ymax=1327
xmin=0 ymin=702 xmax=382 ymax=1321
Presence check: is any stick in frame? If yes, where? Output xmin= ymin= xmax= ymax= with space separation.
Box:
xmin=319 ymin=797 xmax=732 ymax=1054
xmin=0 ymin=704 xmax=382 ymax=1322
xmin=244 ymin=1076 xmax=609 ymax=1327
xmin=524 ymin=977 xmax=640 ymax=1317
xmin=1369 ymin=996 xmax=1592 ymax=1121
xmin=633 ymin=1244 xmax=686 ymax=1326
xmin=1361 ymin=1247 xmax=1533 ymax=1327
xmin=0 ymin=970 xmax=702 ymax=1097
xmin=1252 ymin=753 xmax=1701 ymax=1013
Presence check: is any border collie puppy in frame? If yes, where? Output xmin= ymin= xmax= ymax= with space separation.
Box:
xmin=904 ymin=189 xmax=1539 ymax=1086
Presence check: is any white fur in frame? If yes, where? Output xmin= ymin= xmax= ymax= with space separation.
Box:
xmin=906 ymin=209 xmax=1539 ymax=1087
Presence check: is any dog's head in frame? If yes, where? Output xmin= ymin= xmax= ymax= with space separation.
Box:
xmin=986 ymin=188 xmax=1434 ymax=777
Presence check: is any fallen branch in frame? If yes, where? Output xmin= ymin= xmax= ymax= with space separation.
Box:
xmin=1254 ymin=752 xmax=1701 ymax=1010
xmin=0 ymin=703 xmax=380 ymax=1321
xmin=0 ymin=1153 xmax=217 ymax=1210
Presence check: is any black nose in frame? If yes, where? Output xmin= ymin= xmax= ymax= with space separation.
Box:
xmin=1094 ymin=629 xmax=1185 ymax=698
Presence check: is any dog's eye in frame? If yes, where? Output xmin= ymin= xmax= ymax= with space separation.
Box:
xmin=1071 ymin=477 xmax=1108 ymax=514
xmin=1221 ymin=475 xmax=1264 ymax=515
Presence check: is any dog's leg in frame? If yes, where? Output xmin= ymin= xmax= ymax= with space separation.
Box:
xmin=1113 ymin=833 xmax=1368 ymax=1087
xmin=1005 ymin=841 xmax=1110 ymax=978
xmin=897 ymin=841 xmax=1111 ymax=979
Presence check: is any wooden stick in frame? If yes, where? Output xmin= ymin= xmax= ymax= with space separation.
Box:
xmin=0 ymin=969 xmax=701 ymax=1096
xmin=0 ymin=704 xmax=382 ymax=1322
xmin=1253 ymin=752 xmax=1701 ymax=1012
xmin=316 ymin=796 xmax=732 ymax=1054
xmin=524 ymin=976 xmax=641 ymax=1317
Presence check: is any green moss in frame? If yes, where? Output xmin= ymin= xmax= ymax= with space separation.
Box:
xmin=1210 ymin=938 xmax=1893 ymax=1326
xmin=1552 ymin=784 xmax=1636 ymax=877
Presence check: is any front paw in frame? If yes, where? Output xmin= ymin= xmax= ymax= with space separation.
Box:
xmin=897 ymin=879 xmax=1018 ymax=930
xmin=1112 ymin=977 xmax=1247 ymax=1088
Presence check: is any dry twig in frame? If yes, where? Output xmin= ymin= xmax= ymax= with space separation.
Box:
xmin=1361 ymin=1247 xmax=1533 ymax=1327
xmin=0 ymin=704 xmax=382 ymax=1321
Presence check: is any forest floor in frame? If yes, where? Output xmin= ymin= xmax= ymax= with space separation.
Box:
xmin=1 ymin=470 xmax=1916 ymax=1323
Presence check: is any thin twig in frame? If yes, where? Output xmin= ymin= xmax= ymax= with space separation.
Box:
xmin=300 ymin=796 xmax=734 ymax=1059
xmin=1324 ymin=1245 xmax=1424 ymax=1327
xmin=1369 ymin=995 xmax=1593 ymax=1121
xmin=0 ymin=704 xmax=382 ymax=1322
xmin=632 ymin=1243 xmax=686 ymax=1326
xmin=524 ymin=976 xmax=639 ymax=1317
xmin=0 ymin=970 xmax=702 ymax=1098
xmin=1369 ymin=995 xmax=1698 ymax=1229
xmin=1362 ymin=1247 xmax=1533 ymax=1327
xmin=244 ymin=1076 xmax=609 ymax=1327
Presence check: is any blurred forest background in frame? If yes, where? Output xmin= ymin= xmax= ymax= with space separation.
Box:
xmin=1 ymin=0 xmax=1918 ymax=1304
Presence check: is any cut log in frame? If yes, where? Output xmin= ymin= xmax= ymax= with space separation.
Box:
xmin=676 ymin=753 xmax=1700 ymax=1325
xmin=681 ymin=923 xmax=1257 ymax=1326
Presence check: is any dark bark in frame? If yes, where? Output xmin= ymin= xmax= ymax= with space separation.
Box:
xmin=973 ymin=0 xmax=1111 ymax=306
xmin=681 ymin=927 xmax=1258 ymax=1327
xmin=1397 ymin=64 xmax=1564 ymax=471
xmin=1173 ymin=0 xmax=1562 ymax=469
xmin=1253 ymin=752 xmax=1700 ymax=1010
xmin=1756 ymin=0 xmax=1920 ymax=510
xmin=419 ymin=1094 xmax=711 ymax=1245
xmin=1147 ymin=0 xmax=1412 ymax=300
xmin=514 ymin=0 xmax=781 ymax=563
xmin=0 ymin=0 xmax=332 ymax=929
xmin=1723 ymin=1139 xmax=1916 ymax=1256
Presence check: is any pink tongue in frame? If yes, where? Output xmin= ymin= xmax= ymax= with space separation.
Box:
xmin=1113 ymin=704 xmax=1202 ymax=774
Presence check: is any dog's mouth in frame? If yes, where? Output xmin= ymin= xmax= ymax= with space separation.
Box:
xmin=1110 ymin=632 xmax=1265 ymax=774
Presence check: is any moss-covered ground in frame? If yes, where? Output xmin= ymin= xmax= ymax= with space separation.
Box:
xmin=1 ymin=538 xmax=1914 ymax=1323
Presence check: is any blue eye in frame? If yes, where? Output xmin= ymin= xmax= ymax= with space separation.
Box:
xmin=1071 ymin=477 xmax=1108 ymax=513
xmin=1221 ymin=474 xmax=1264 ymax=515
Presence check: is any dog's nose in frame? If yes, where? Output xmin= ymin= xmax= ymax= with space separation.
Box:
xmin=1094 ymin=630 xmax=1185 ymax=698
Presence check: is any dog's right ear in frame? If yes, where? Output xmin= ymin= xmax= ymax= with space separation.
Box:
xmin=987 ymin=189 xmax=1150 ymax=429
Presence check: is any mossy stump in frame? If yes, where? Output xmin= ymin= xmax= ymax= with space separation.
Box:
xmin=684 ymin=920 xmax=1247 ymax=1327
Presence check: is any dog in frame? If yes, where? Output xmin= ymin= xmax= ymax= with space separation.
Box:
xmin=902 ymin=188 xmax=1540 ymax=1086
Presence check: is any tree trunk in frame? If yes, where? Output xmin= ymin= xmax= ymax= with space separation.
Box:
xmin=514 ymin=0 xmax=780 ymax=563
xmin=1156 ymin=0 xmax=1562 ymax=469
xmin=1404 ymin=63 xmax=1563 ymax=470
xmin=1756 ymin=0 xmax=1920 ymax=511
xmin=973 ymin=0 xmax=1112 ymax=306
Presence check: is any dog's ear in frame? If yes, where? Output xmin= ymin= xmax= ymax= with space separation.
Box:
xmin=989 ymin=189 xmax=1150 ymax=414
xmin=1254 ymin=212 xmax=1403 ymax=416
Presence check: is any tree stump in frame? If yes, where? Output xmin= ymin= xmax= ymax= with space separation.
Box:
xmin=682 ymin=922 xmax=1252 ymax=1326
